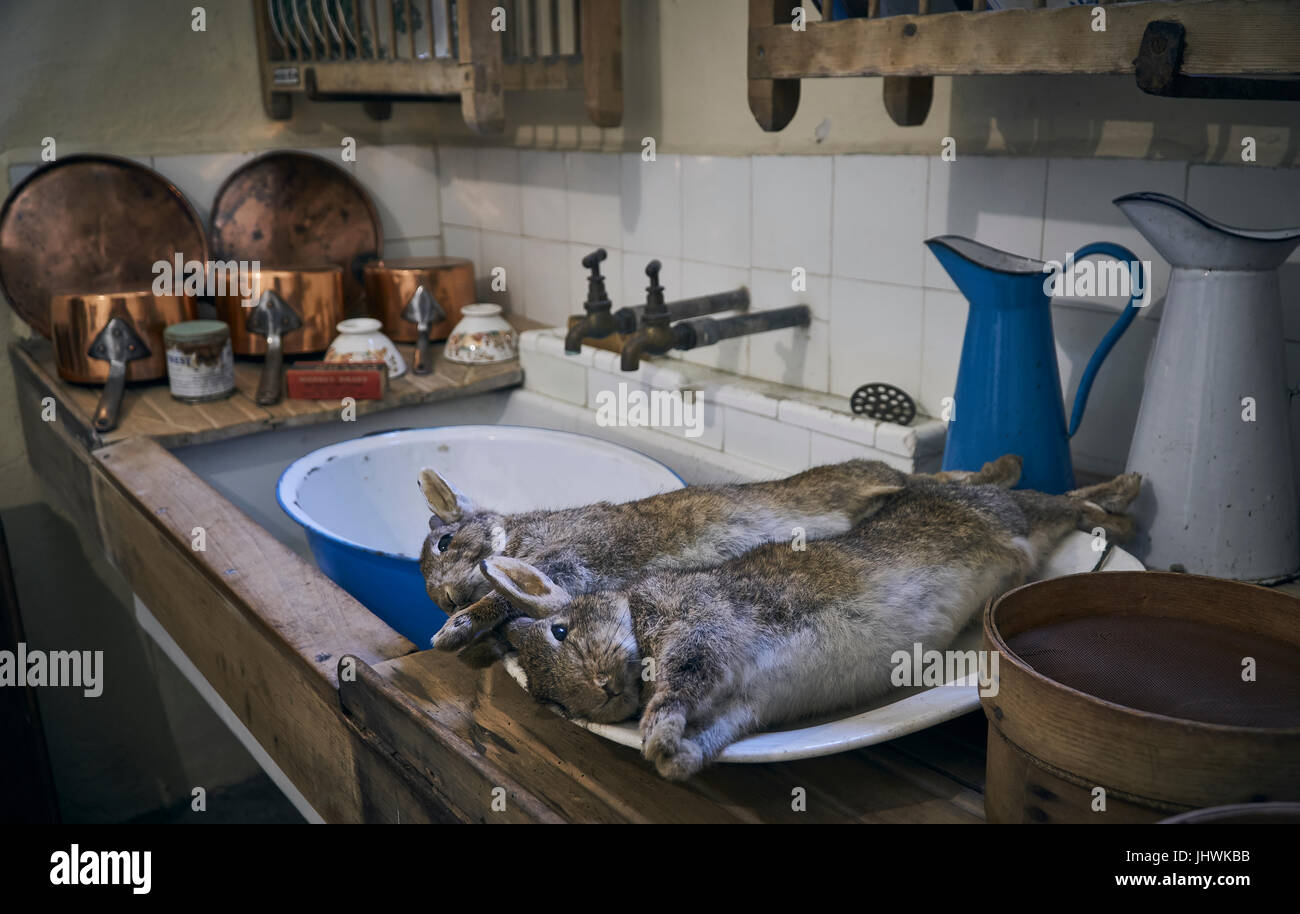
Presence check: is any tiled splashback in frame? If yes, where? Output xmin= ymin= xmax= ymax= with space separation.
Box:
xmin=434 ymin=147 xmax=1300 ymax=479
xmin=17 ymin=144 xmax=1295 ymax=480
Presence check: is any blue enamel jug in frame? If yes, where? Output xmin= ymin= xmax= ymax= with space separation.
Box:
xmin=925 ymin=236 xmax=1145 ymax=494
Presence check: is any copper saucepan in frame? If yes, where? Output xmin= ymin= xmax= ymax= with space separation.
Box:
xmin=363 ymin=256 xmax=475 ymax=343
xmin=50 ymin=290 xmax=197 ymax=384
xmin=213 ymin=264 xmax=344 ymax=356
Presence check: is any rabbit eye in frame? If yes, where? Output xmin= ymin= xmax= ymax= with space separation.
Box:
xmin=437 ymin=533 xmax=453 ymax=552
xmin=550 ymin=623 xmax=568 ymax=642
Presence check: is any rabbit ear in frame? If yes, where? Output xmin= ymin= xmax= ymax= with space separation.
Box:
xmin=479 ymin=556 xmax=572 ymax=617
xmin=418 ymin=467 xmax=479 ymax=522
xmin=863 ymin=483 xmax=905 ymax=506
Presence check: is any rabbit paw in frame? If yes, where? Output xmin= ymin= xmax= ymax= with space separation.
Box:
xmin=431 ymin=611 xmax=475 ymax=651
xmin=642 ymin=708 xmax=704 ymax=780
xmin=654 ymin=738 xmax=703 ymax=781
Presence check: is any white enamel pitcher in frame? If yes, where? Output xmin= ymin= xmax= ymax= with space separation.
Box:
xmin=1117 ymin=192 xmax=1300 ymax=581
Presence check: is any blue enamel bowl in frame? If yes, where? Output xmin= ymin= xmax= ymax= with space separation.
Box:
xmin=276 ymin=426 xmax=684 ymax=646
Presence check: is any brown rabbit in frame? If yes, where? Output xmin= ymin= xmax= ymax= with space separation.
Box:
xmin=421 ymin=455 xmax=1024 ymax=658
xmin=477 ymin=471 xmax=1142 ymax=780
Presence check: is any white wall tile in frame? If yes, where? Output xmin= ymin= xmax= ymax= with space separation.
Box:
xmin=1188 ymin=164 xmax=1300 ymax=341
xmin=724 ymin=408 xmax=810 ymax=473
xmin=779 ymin=399 xmax=877 ymax=446
xmin=354 ymin=144 xmax=440 ymax=240
xmin=832 ymin=155 xmax=928 ymax=286
xmin=383 ymin=236 xmax=442 ymax=259
xmin=478 ymin=231 xmax=523 ymax=311
xmin=924 ymin=155 xmax=1048 ymax=291
xmin=520 ymin=349 xmax=586 ymax=406
xmin=682 ymin=155 xmax=751 ymax=268
xmin=520 ymin=150 xmax=567 ymax=241
xmin=7 ymin=163 xmax=38 ymax=188
xmin=750 ymin=266 xmax=829 ymax=322
xmin=711 ymin=383 xmax=778 ymax=418
xmin=919 ymin=288 xmax=967 ymax=418
xmin=1053 ymin=301 xmax=1159 ymax=476
xmin=809 ymin=433 xmax=874 ymax=466
xmin=587 ymin=367 xmax=646 ymax=409
xmin=747 ymin=318 xmax=829 ymax=393
xmin=566 ymin=151 xmax=622 ymax=247
xmin=300 ymin=146 xmax=353 ymax=173
xmin=153 ymin=152 xmax=254 ymax=226
xmin=621 ymin=255 xmax=683 ymax=307
xmin=653 ymin=390 xmax=723 ymax=450
xmin=442 ymin=225 xmax=481 ymax=267
xmin=829 ymin=277 xmax=923 ymax=401
xmin=476 ymin=148 xmax=521 ymax=235
xmin=747 ymin=267 xmax=830 ymax=390
xmin=752 ymin=155 xmax=833 ymax=275
xmin=677 ymin=261 xmax=749 ymax=374
xmin=520 ymin=237 xmax=571 ymax=327
xmin=1042 ymin=157 xmax=1184 ymax=315
xmin=621 ymin=153 xmax=682 ymax=258
xmin=437 ymin=146 xmax=479 ymax=228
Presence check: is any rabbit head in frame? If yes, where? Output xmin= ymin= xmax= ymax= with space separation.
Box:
xmin=418 ymin=467 xmax=507 ymax=610
xmin=480 ymin=555 xmax=643 ymax=723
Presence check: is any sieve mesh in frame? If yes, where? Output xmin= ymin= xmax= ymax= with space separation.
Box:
xmin=1006 ymin=614 xmax=1300 ymax=728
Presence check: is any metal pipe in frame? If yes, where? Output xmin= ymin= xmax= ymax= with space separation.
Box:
xmin=622 ymin=287 xmax=749 ymax=327
xmin=676 ymin=305 xmax=810 ymax=349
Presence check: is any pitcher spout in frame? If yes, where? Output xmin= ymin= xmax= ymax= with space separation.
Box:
xmin=925 ymin=235 xmax=1048 ymax=305
xmin=1114 ymin=192 xmax=1300 ymax=271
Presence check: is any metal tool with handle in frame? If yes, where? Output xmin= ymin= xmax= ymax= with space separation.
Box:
xmin=87 ymin=316 xmax=152 ymax=432
xmin=247 ymin=288 xmax=304 ymax=405
xmin=400 ymin=285 xmax=445 ymax=375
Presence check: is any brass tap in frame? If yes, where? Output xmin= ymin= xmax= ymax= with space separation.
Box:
xmin=620 ymin=260 xmax=682 ymax=371
xmin=565 ymin=248 xmax=617 ymax=353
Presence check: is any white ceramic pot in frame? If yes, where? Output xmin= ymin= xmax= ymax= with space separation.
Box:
xmin=444 ymin=303 xmax=518 ymax=364
xmin=325 ymin=317 xmax=407 ymax=379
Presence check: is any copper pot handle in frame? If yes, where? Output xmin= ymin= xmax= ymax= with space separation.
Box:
xmin=93 ymin=360 xmax=128 ymax=432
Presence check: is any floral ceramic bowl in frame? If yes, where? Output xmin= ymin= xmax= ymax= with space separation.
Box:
xmin=444 ymin=303 xmax=518 ymax=364
xmin=325 ymin=317 xmax=407 ymax=378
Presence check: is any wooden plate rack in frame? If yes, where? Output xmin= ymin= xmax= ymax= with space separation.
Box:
xmin=749 ymin=0 xmax=1300 ymax=128
xmin=253 ymin=0 xmax=622 ymax=134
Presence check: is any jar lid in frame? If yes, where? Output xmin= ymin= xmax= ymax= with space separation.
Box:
xmin=165 ymin=320 xmax=230 ymax=343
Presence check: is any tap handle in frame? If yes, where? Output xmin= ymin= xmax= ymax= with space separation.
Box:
xmin=644 ymin=259 xmax=665 ymax=311
xmin=582 ymin=248 xmax=611 ymax=309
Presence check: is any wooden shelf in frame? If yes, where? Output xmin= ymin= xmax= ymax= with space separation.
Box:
xmin=11 ymin=336 xmax=523 ymax=452
xmin=749 ymin=0 xmax=1300 ymax=128
xmin=254 ymin=0 xmax=623 ymax=134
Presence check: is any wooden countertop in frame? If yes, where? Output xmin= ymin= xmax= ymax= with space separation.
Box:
xmin=12 ymin=313 xmax=989 ymax=823
xmin=340 ymin=648 xmax=988 ymax=823
xmin=11 ymin=325 xmax=532 ymax=451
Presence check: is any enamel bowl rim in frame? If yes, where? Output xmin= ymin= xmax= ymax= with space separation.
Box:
xmin=276 ymin=424 xmax=686 ymax=562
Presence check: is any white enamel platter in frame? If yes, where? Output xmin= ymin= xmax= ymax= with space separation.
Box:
xmin=503 ymin=531 xmax=1144 ymax=763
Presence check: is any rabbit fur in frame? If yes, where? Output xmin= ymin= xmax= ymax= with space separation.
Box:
xmin=479 ymin=471 xmax=1142 ymax=780
xmin=420 ymin=455 xmax=1024 ymax=660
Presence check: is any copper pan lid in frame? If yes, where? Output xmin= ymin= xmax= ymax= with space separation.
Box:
xmin=0 ymin=154 xmax=208 ymax=338
xmin=209 ymin=151 xmax=382 ymax=314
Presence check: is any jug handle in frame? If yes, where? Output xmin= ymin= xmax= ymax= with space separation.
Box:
xmin=1066 ymin=242 xmax=1146 ymax=438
